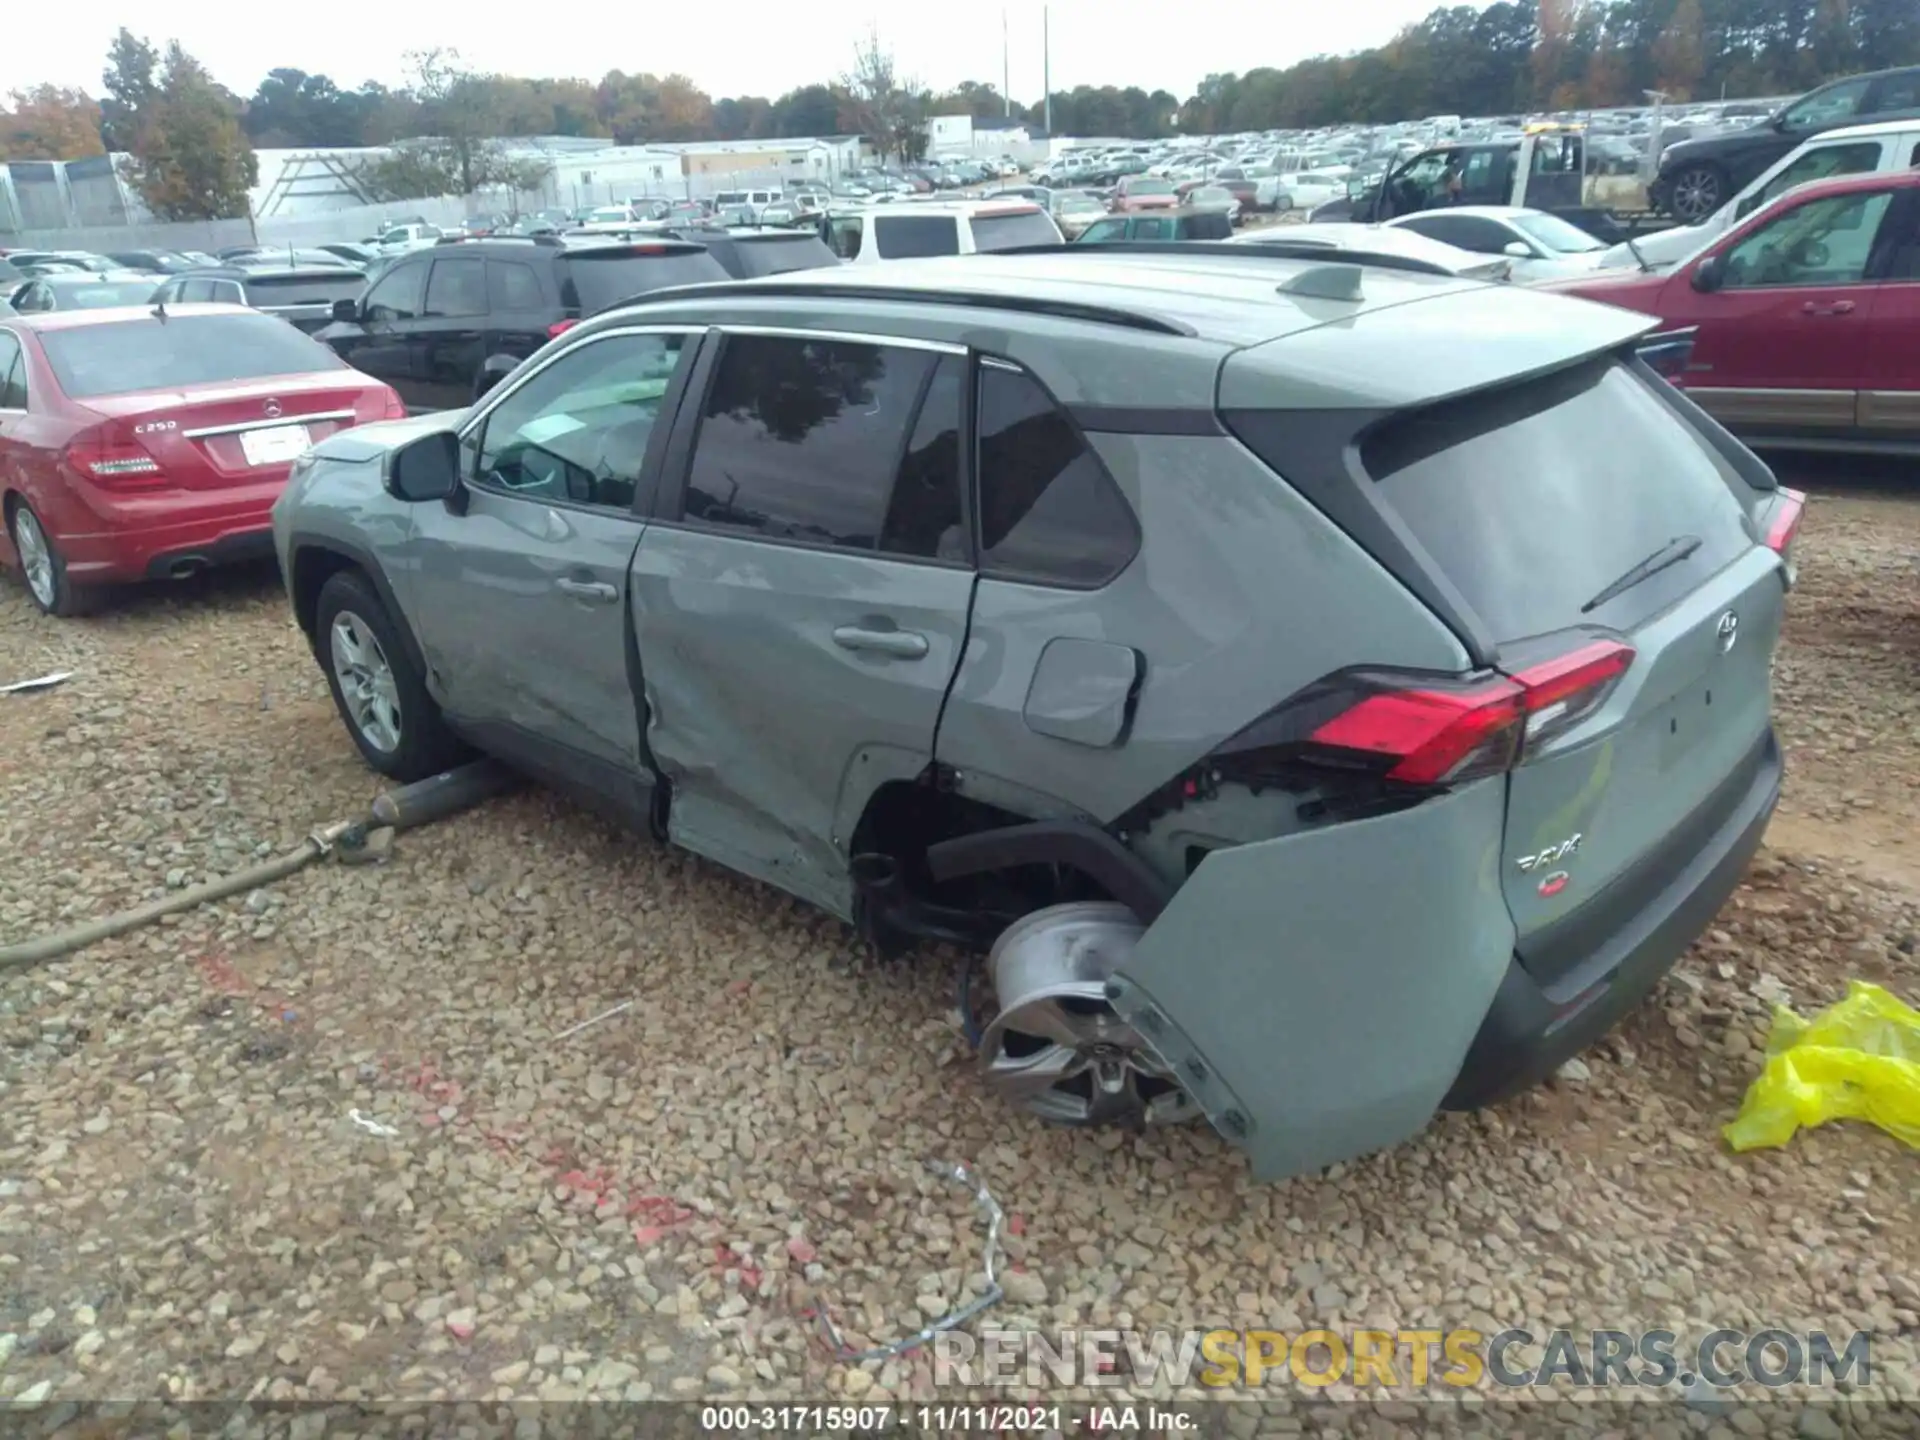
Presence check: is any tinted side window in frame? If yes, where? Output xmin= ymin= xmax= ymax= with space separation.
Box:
xmin=425 ymin=258 xmax=486 ymax=318
xmin=975 ymin=361 xmax=1139 ymax=588
xmin=364 ymin=263 xmax=426 ymax=321
xmin=0 ymin=332 xmax=24 ymax=408
xmin=474 ymin=331 xmax=688 ymax=511
xmin=881 ymin=355 xmax=966 ymax=562
xmin=1871 ymin=71 xmax=1920 ymax=114
xmin=1757 ymin=142 xmax=1885 ymax=206
xmin=1132 ymin=217 xmax=1172 ymax=239
xmin=682 ymin=334 xmax=937 ymax=550
xmin=487 ymin=259 xmax=546 ymax=310
xmin=1723 ymin=189 xmax=1894 ymax=287
xmin=873 ymin=215 xmax=959 ymax=258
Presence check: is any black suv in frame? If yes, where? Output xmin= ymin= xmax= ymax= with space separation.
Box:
xmin=150 ymin=264 xmax=369 ymax=333
xmin=314 ymin=235 xmax=727 ymax=413
xmin=1653 ymin=65 xmax=1920 ymax=221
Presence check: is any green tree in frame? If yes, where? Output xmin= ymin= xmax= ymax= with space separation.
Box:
xmin=99 ymin=27 xmax=158 ymax=151
xmin=122 ymin=43 xmax=258 ymax=222
xmin=361 ymin=49 xmax=553 ymax=198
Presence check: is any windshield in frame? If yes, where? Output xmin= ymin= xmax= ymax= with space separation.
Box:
xmin=40 ymin=313 xmax=345 ymax=397
xmin=587 ymin=208 xmax=632 ymax=223
xmin=1511 ymin=211 xmax=1607 ymax=253
xmin=1126 ymin=179 xmax=1175 ymax=196
xmin=48 ymin=280 xmax=160 ymax=309
xmin=1059 ymin=197 xmax=1104 ymax=213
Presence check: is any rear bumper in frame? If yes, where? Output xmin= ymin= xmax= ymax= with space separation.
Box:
xmin=1442 ymin=725 xmax=1782 ymax=1110
xmin=51 ymin=479 xmax=286 ymax=585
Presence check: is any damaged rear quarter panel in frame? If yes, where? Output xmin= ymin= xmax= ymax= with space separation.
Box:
xmin=1106 ymin=779 xmax=1514 ymax=1181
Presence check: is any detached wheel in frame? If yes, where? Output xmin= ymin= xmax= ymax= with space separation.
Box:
xmin=314 ymin=569 xmax=467 ymax=781
xmin=1667 ymin=163 xmax=1727 ymax=222
xmin=7 ymin=498 xmax=101 ymax=617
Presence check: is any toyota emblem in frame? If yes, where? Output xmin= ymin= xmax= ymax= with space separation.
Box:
xmin=263 ymin=398 xmax=283 ymax=419
xmin=1716 ymin=611 xmax=1739 ymax=653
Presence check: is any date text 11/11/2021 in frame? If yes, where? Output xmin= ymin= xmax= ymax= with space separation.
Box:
xmin=699 ymin=1406 xmax=1198 ymax=1433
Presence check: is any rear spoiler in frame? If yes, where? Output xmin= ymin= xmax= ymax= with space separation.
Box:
xmin=1634 ymin=326 xmax=1696 ymax=380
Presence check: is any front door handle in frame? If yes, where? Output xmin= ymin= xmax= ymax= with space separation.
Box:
xmin=555 ymin=577 xmax=618 ymax=603
xmin=832 ymin=625 xmax=930 ymax=659
xmin=1801 ymin=300 xmax=1856 ymax=316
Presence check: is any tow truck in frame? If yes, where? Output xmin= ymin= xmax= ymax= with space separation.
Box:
xmin=1326 ymin=123 xmax=1677 ymax=244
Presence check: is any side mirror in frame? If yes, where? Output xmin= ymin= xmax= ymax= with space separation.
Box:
xmin=384 ymin=429 xmax=459 ymax=503
xmin=1504 ymin=240 xmax=1533 ymax=259
xmin=1691 ymin=254 xmax=1726 ymax=293
xmin=331 ymin=298 xmax=359 ymax=323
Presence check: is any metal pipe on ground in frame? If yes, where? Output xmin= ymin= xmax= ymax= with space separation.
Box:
xmin=0 ymin=760 xmax=517 ymax=973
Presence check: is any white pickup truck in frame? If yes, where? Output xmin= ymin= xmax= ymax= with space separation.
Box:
xmin=1596 ymin=118 xmax=1920 ymax=271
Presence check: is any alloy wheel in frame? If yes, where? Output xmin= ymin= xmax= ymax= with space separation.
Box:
xmin=11 ymin=507 xmax=57 ymax=611
xmin=328 ymin=610 xmax=403 ymax=753
xmin=1670 ymin=167 xmax=1723 ymax=223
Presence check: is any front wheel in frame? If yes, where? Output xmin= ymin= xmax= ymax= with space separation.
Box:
xmin=314 ymin=569 xmax=468 ymax=781
xmin=7 ymin=499 xmax=101 ymax=617
xmin=1666 ymin=163 xmax=1726 ymax=223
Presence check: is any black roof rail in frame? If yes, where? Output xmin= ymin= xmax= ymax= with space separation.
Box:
xmin=597 ymin=277 xmax=1196 ymax=337
xmin=981 ymin=239 xmax=1470 ymax=280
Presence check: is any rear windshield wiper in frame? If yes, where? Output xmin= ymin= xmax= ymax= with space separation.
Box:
xmin=1581 ymin=534 xmax=1701 ymax=614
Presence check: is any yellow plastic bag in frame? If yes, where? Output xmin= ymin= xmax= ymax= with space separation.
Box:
xmin=1724 ymin=981 xmax=1920 ymax=1152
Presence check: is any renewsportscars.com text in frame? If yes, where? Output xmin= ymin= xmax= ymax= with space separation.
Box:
xmin=931 ymin=1327 xmax=1872 ymax=1391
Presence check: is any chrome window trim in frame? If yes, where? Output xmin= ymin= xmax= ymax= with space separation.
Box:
xmin=713 ymin=324 xmax=967 ymax=356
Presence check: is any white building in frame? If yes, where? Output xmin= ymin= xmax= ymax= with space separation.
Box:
xmin=926 ymin=114 xmax=1035 ymax=160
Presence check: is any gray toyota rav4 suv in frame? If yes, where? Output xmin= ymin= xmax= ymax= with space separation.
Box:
xmin=273 ymin=246 xmax=1803 ymax=1182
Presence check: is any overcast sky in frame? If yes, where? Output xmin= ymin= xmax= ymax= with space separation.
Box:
xmin=1 ymin=0 xmax=1436 ymax=105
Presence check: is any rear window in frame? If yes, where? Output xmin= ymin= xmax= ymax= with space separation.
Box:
xmin=242 ymin=273 xmax=365 ymax=308
xmin=874 ymin=215 xmax=960 ymax=259
xmin=39 ymin=312 xmax=346 ymax=398
xmin=50 ymin=281 xmax=158 ymax=309
xmin=733 ymin=235 xmax=839 ymax=278
xmin=559 ymin=249 xmax=729 ymax=314
xmin=1359 ymin=359 xmax=1751 ymax=639
xmin=971 ymin=210 xmax=1063 ymax=251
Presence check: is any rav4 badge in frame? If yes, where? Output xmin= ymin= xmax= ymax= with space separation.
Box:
xmin=1515 ymin=834 xmax=1582 ymax=873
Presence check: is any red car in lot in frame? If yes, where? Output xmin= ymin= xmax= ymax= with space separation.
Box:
xmin=0 ymin=303 xmax=403 ymax=615
xmin=1544 ymin=169 xmax=1920 ymax=456
xmin=1112 ymin=177 xmax=1181 ymax=213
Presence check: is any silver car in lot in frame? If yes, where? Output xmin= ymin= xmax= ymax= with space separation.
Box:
xmin=273 ymin=248 xmax=1799 ymax=1181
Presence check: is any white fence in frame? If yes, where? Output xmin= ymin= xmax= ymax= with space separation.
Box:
xmin=3 ymin=165 xmax=823 ymax=254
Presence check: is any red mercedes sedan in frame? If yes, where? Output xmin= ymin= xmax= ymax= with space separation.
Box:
xmin=0 ymin=303 xmax=404 ymax=615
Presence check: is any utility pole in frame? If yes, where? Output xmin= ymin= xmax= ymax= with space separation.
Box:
xmin=1042 ymin=5 xmax=1052 ymax=135
xmin=1003 ymin=10 xmax=1012 ymax=116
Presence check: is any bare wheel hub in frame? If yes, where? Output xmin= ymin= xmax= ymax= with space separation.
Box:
xmin=979 ymin=902 xmax=1199 ymax=1128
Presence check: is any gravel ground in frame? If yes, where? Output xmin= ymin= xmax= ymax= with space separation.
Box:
xmin=1 ymin=476 xmax=1917 ymax=1433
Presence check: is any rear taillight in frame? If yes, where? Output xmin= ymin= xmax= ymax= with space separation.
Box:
xmin=65 ymin=428 xmax=167 ymax=490
xmin=547 ymin=319 xmax=578 ymax=339
xmin=382 ymin=389 xmax=407 ymax=420
xmin=1220 ymin=637 xmax=1637 ymax=790
xmin=1763 ymin=487 xmax=1805 ymax=556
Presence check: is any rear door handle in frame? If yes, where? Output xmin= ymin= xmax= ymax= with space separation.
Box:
xmin=554 ymin=577 xmax=618 ymax=603
xmin=832 ymin=625 xmax=930 ymax=659
xmin=1801 ymin=300 xmax=1856 ymax=316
